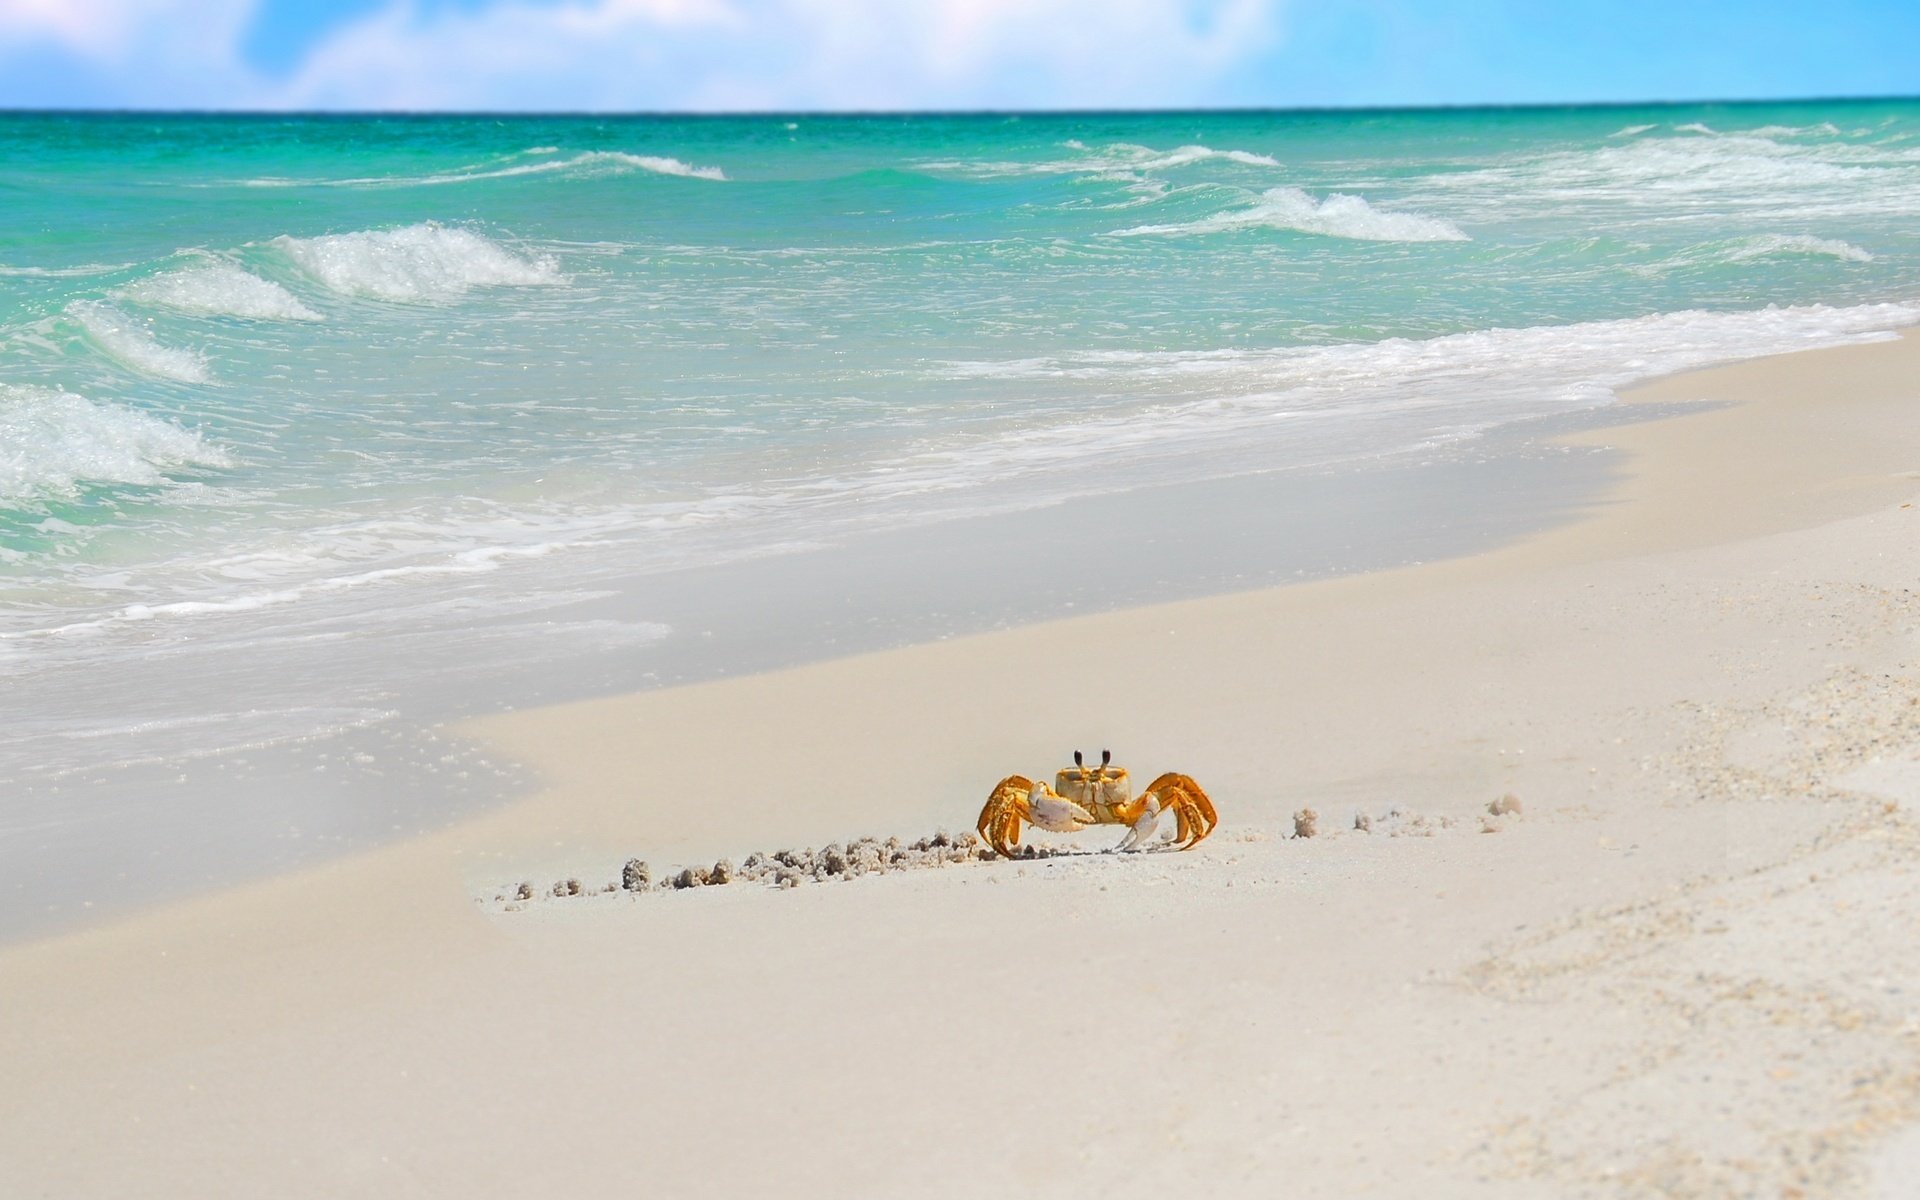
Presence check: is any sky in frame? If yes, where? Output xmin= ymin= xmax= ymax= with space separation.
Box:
xmin=0 ymin=0 xmax=1916 ymax=112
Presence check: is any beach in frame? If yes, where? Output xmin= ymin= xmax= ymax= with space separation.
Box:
xmin=3 ymin=324 xmax=1918 ymax=1195
xmin=9 ymin=107 xmax=1920 ymax=939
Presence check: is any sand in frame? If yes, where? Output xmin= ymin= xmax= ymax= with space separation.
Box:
xmin=3 ymin=332 xmax=1919 ymax=1197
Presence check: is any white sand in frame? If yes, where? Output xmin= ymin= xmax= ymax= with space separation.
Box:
xmin=4 ymin=332 xmax=1920 ymax=1197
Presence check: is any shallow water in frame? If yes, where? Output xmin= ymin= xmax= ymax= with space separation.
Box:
xmin=4 ymin=102 xmax=1919 ymax=936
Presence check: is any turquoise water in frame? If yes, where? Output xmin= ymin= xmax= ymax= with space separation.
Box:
xmin=3 ymin=101 xmax=1920 ymax=869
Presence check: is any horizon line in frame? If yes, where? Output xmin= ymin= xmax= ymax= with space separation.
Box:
xmin=3 ymin=93 xmax=1917 ymax=120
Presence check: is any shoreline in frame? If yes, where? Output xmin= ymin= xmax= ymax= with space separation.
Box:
xmin=3 ymin=330 xmax=1920 ymax=1195
xmin=445 ymin=328 xmax=1920 ymax=884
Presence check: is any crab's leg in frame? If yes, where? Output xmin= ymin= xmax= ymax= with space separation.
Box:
xmin=978 ymin=775 xmax=1038 ymax=858
xmin=1113 ymin=794 xmax=1161 ymax=852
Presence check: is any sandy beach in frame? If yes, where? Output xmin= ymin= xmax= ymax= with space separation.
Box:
xmin=4 ymin=329 xmax=1920 ymax=1197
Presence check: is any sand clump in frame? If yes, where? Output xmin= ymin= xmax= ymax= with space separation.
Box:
xmin=1481 ymin=793 xmax=1525 ymax=833
xmin=503 ymin=830 xmax=1012 ymax=906
xmin=1293 ymin=808 xmax=1319 ymax=838
xmin=1349 ymin=805 xmax=1463 ymax=838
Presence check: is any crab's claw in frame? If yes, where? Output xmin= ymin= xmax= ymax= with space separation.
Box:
xmin=977 ymin=775 xmax=1095 ymax=858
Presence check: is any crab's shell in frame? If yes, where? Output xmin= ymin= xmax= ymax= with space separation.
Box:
xmin=1055 ymin=765 xmax=1132 ymax=822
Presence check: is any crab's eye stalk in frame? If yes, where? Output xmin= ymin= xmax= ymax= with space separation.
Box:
xmin=1101 ymin=749 xmax=1111 ymax=767
xmin=1073 ymin=750 xmax=1083 ymax=767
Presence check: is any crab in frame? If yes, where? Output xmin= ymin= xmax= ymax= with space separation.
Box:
xmin=976 ymin=750 xmax=1217 ymax=858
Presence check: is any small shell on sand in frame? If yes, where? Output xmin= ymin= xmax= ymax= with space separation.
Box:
xmin=1293 ymin=808 xmax=1319 ymax=839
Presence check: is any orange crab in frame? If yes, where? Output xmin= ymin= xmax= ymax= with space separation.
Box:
xmin=977 ymin=749 xmax=1217 ymax=858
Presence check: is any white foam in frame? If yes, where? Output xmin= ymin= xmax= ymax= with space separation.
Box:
xmin=921 ymin=141 xmax=1279 ymax=178
xmin=1748 ymin=122 xmax=1843 ymax=137
xmin=1113 ymin=187 xmax=1469 ymax=242
xmin=240 ymin=151 xmax=725 ymax=188
xmin=121 ymin=262 xmax=322 ymax=321
xmin=0 ymin=383 xmax=230 ymax=505
xmin=1725 ymin=233 xmax=1874 ymax=263
xmin=917 ymin=304 xmax=1920 ymax=480
xmin=1637 ymin=233 xmax=1877 ymax=277
xmin=67 ymin=302 xmax=212 ymax=383
xmin=1427 ymin=131 xmax=1920 ymax=222
xmin=0 ymin=262 xmax=132 ymax=278
xmin=1126 ymin=144 xmax=1281 ymax=170
xmin=402 ymin=151 xmax=727 ymax=185
xmin=270 ymin=223 xmax=563 ymax=302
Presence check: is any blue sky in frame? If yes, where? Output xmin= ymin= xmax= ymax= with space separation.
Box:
xmin=1 ymin=0 xmax=1916 ymax=111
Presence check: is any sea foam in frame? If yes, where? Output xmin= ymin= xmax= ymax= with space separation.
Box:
xmin=0 ymin=383 xmax=230 ymax=505
xmin=122 ymin=262 xmax=322 ymax=321
xmin=1724 ymin=233 xmax=1874 ymax=263
xmin=923 ymin=141 xmax=1279 ymax=178
xmin=67 ymin=302 xmax=212 ymax=383
xmin=240 ymin=150 xmax=726 ymax=188
xmin=1114 ymin=187 xmax=1469 ymax=242
xmin=271 ymin=224 xmax=563 ymax=302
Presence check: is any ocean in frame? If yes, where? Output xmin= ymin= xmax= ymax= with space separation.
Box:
xmin=4 ymin=101 xmax=1919 ymax=931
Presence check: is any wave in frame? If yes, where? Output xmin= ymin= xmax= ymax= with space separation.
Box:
xmin=67 ymin=302 xmax=212 ymax=383
xmin=909 ymin=302 xmax=1920 ymax=484
xmin=1636 ymin=233 xmax=1877 ymax=276
xmin=1107 ymin=143 xmax=1280 ymax=170
xmin=120 ymin=261 xmax=322 ymax=321
xmin=1724 ymin=233 xmax=1874 ymax=263
xmin=0 ymin=382 xmax=230 ymax=506
xmin=1424 ymin=130 xmax=1919 ymax=221
xmin=1112 ymin=187 xmax=1469 ymax=242
xmin=921 ymin=140 xmax=1279 ymax=178
xmin=270 ymin=223 xmax=563 ymax=302
xmin=1747 ymin=122 xmax=1844 ymax=138
xmin=932 ymin=303 xmax=1919 ymax=387
xmin=0 ymin=262 xmax=133 ymax=278
xmin=238 ymin=150 xmax=726 ymax=189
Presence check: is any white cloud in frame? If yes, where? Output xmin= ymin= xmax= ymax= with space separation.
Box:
xmin=0 ymin=0 xmax=1281 ymax=110
xmin=288 ymin=0 xmax=1282 ymax=113
xmin=0 ymin=0 xmax=259 ymax=104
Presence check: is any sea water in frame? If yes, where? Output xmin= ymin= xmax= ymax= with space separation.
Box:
xmin=4 ymin=102 xmax=1919 ymax=931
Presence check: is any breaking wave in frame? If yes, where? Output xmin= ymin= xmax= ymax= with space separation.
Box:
xmin=121 ymin=261 xmax=322 ymax=321
xmin=67 ymin=302 xmax=212 ymax=383
xmin=1723 ymin=233 xmax=1874 ymax=263
xmin=921 ymin=140 xmax=1280 ymax=177
xmin=0 ymin=382 xmax=230 ymax=506
xmin=1636 ymin=233 xmax=1877 ymax=277
xmin=239 ymin=150 xmax=726 ymax=188
xmin=270 ymin=223 xmax=563 ymax=302
xmin=1113 ymin=187 xmax=1469 ymax=242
